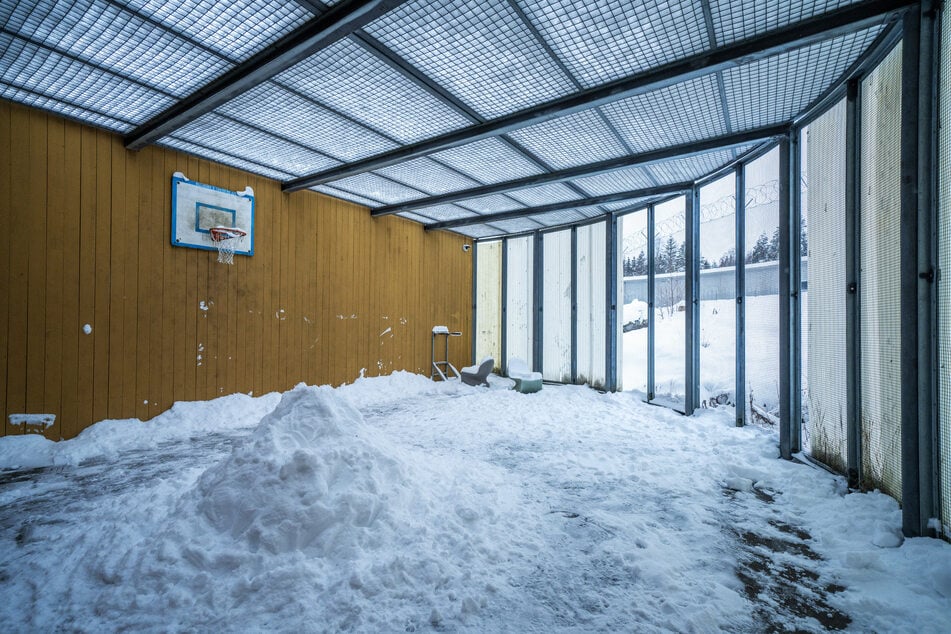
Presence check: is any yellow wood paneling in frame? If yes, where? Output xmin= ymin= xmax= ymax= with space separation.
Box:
xmin=0 ymin=101 xmax=472 ymax=439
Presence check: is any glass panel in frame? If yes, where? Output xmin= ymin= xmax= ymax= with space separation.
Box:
xmin=801 ymin=99 xmax=848 ymax=473
xmin=542 ymin=230 xmax=573 ymax=382
xmin=576 ymin=222 xmax=606 ymax=388
xmin=653 ymin=196 xmax=687 ymax=410
xmin=744 ymin=148 xmax=781 ymax=426
xmin=475 ymin=241 xmax=502 ymax=371
xmin=699 ymin=174 xmax=736 ymax=410
xmin=621 ymin=209 xmax=649 ymax=395
xmin=505 ymin=236 xmax=535 ymax=371
xmin=860 ymin=44 xmax=903 ymax=501
xmin=939 ymin=5 xmax=951 ymax=538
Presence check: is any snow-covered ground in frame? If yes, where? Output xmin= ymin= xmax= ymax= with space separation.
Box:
xmin=1 ymin=373 xmax=949 ymax=632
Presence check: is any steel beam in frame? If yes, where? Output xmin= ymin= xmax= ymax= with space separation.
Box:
xmin=283 ymin=0 xmax=913 ymax=191
xmin=124 ymin=0 xmax=409 ymax=150
xmin=371 ymin=125 xmax=786 ymax=216
xmin=424 ymin=183 xmax=693 ymax=231
xmin=735 ymin=166 xmax=746 ymax=426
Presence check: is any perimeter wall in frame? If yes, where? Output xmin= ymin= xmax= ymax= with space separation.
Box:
xmin=0 ymin=101 xmax=473 ymax=439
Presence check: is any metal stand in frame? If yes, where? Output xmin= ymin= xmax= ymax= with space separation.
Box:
xmin=431 ymin=326 xmax=462 ymax=381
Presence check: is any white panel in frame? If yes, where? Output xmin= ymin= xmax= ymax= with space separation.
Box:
xmin=804 ymin=99 xmax=848 ymax=473
xmin=859 ymin=43 xmax=902 ymax=501
xmin=475 ymin=241 xmax=502 ymax=370
xmin=577 ymin=222 xmax=606 ymax=388
xmin=505 ymin=236 xmax=535 ymax=371
xmin=939 ymin=5 xmax=951 ymax=537
xmin=542 ymin=230 xmax=572 ymax=382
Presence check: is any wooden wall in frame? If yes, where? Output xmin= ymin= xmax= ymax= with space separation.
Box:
xmin=0 ymin=102 xmax=473 ymax=439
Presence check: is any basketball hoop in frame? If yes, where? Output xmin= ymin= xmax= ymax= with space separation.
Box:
xmin=209 ymin=227 xmax=247 ymax=265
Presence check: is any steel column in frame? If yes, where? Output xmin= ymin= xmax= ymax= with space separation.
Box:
xmin=845 ymin=79 xmax=863 ymax=487
xmin=571 ymin=226 xmax=579 ymax=383
xmin=779 ymin=135 xmax=795 ymax=459
xmin=606 ymin=215 xmax=620 ymax=391
xmin=735 ymin=166 xmax=747 ymax=427
xmin=500 ymin=238 xmax=509 ymax=377
xmin=533 ymin=232 xmax=545 ymax=373
xmin=685 ymin=189 xmax=701 ymax=413
xmin=647 ymin=204 xmax=656 ymax=401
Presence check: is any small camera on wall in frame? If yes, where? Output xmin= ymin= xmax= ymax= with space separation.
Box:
xmin=462 ymin=243 xmax=471 ymax=252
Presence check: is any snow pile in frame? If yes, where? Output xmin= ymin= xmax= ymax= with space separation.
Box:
xmin=100 ymin=384 xmax=509 ymax=632
xmin=0 ymin=392 xmax=280 ymax=470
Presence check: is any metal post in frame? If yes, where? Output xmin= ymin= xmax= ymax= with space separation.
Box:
xmin=471 ymin=241 xmax=478 ymax=365
xmin=918 ymin=0 xmax=938 ymax=538
xmin=533 ymin=231 xmax=544 ymax=373
xmin=899 ymin=9 xmax=922 ymax=537
xmin=791 ymin=131 xmax=803 ymax=453
xmin=735 ymin=166 xmax=747 ymax=427
xmin=606 ymin=214 xmax=620 ymax=391
xmin=647 ymin=204 xmax=656 ymax=401
xmin=571 ymin=226 xmax=579 ymax=383
xmin=845 ymin=78 xmax=863 ymax=488
xmin=501 ymin=238 xmax=509 ymax=377
xmin=685 ymin=188 xmax=700 ymax=413
xmin=779 ymin=134 xmax=794 ymax=460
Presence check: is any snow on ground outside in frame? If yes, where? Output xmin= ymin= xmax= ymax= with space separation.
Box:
xmin=1 ymin=373 xmax=949 ymax=632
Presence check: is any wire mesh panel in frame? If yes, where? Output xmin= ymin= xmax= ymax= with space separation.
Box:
xmin=802 ymin=99 xmax=848 ymax=473
xmin=505 ymin=236 xmax=535 ymax=371
xmin=744 ymin=148 xmax=781 ymax=427
xmin=699 ymin=174 xmax=736 ymax=410
xmin=620 ymin=209 xmax=649 ymax=395
xmin=542 ymin=230 xmax=573 ymax=382
xmin=475 ymin=240 xmax=502 ymax=370
xmin=576 ymin=222 xmax=607 ymax=388
xmin=937 ymin=6 xmax=951 ymax=535
xmin=653 ymin=196 xmax=687 ymax=410
xmin=859 ymin=43 xmax=902 ymax=501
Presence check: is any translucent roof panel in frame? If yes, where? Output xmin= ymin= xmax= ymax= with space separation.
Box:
xmin=430 ymin=137 xmax=546 ymax=184
xmin=0 ymin=33 xmax=176 ymax=126
xmin=530 ymin=210 xmax=587 ymax=226
xmin=173 ymin=113 xmax=338 ymax=177
xmin=216 ymin=82 xmax=396 ymax=163
xmin=0 ymin=81 xmax=133 ymax=132
xmin=322 ymin=172 xmax=426 ymax=206
xmin=570 ymin=166 xmax=657 ymax=197
xmin=276 ymin=37 xmax=472 ymax=144
xmin=2 ymin=0 xmax=232 ymax=97
xmin=709 ymin=0 xmax=865 ymax=46
xmin=121 ymin=0 xmax=312 ymax=61
xmin=485 ymin=217 xmax=545 ymax=234
xmin=364 ymin=0 xmax=577 ymax=119
xmin=458 ymin=224 xmax=502 ymax=239
xmin=646 ymin=148 xmax=747 ymax=184
xmin=310 ymin=185 xmax=383 ymax=208
xmin=518 ymin=0 xmax=708 ymax=88
xmin=601 ymin=75 xmax=727 ymax=153
xmin=725 ymin=27 xmax=882 ymax=130
xmin=160 ymin=137 xmax=295 ymax=181
xmin=456 ymin=193 xmax=525 ymax=215
xmin=398 ymin=204 xmax=479 ymax=223
xmin=374 ymin=157 xmax=481 ymax=196
xmin=505 ymin=183 xmax=583 ymax=207
xmin=507 ymin=109 xmax=629 ymax=170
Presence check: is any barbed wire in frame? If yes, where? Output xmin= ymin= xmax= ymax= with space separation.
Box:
xmin=623 ymin=180 xmax=780 ymax=256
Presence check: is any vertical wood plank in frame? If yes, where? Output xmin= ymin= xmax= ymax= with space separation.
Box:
xmin=77 ymin=125 xmax=98 ymax=434
xmin=120 ymin=137 xmax=140 ymax=418
xmin=60 ymin=120 xmax=83 ymax=440
xmin=25 ymin=111 xmax=48 ymax=424
xmin=44 ymin=116 xmax=66 ymax=440
xmin=5 ymin=105 xmax=30 ymax=435
xmin=0 ymin=104 xmax=11 ymax=435
xmin=93 ymin=129 xmax=112 ymax=424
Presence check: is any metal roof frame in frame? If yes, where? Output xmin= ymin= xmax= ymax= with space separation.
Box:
xmin=283 ymin=0 xmax=912 ymax=192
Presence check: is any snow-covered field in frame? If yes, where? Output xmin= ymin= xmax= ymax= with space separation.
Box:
xmin=1 ymin=373 xmax=949 ymax=632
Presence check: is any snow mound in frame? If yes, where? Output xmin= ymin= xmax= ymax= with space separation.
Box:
xmin=113 ymin=384 xmax=501 ymax=631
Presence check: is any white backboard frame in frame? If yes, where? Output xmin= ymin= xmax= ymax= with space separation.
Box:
xmin=171 ymin=174 xmax=255 ymax=256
